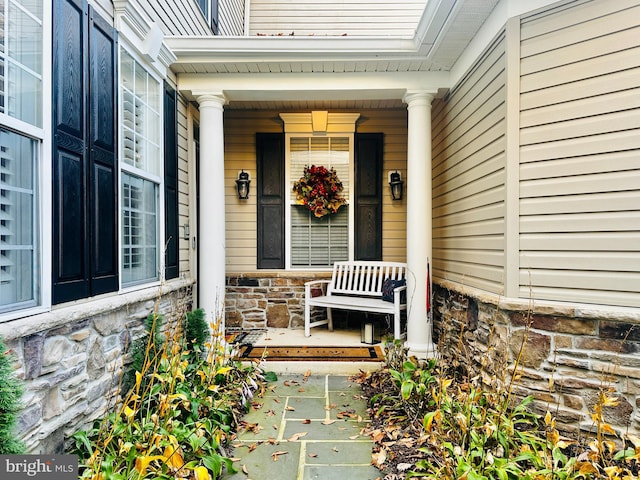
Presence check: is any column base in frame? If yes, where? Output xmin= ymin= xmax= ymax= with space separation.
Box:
xmin=405 ymin=341 xmax=438 ymax=359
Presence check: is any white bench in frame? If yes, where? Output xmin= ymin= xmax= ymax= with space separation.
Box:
xmin=304 ymin=261 xmax=408 ymax=340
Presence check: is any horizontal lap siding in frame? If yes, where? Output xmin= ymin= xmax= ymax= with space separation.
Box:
xmin=224 ymin=109 xmax=408 ymax=271
xmin=220 ymin=0 xmax=245 ymax=35
xmin=137 ymin=0 xmax=212 ymax=35
xmin=249 ymin=0 xmax=426 ymax=36
xmin=432 ymin=33 xmax=507 ymax=294
xmin=519 ymin=0 xmax=640 ymax=307
xmin=177 ymin=93 xmax=191 ymax=277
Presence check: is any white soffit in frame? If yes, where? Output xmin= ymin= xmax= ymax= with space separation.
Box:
xmin=166 ymin=0 xmax=499 ymax=76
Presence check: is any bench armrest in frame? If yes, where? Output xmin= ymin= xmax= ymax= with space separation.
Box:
xmin=393 ymin=284 xmax=407 ymax=304
xmin=305 ymin=279 xmax=331 ymax=298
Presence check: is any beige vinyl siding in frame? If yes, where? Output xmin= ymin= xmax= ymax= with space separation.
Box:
xmin=134 ymin=0 xmax=212 ymax=36
xmin=249 ymin=0 xmax=426 ymax=37
xmin=177 ymin=92 xmax=191 ymax=278
xmin=220 ymin=0 xmax=245 ymax=35
xmin=518 ymin=0 xmax=640 ymax=308
xmin=224 ymin=109 xmax=408 ymax=272
xmin=431 ymin=32 xmax=507 ymax=295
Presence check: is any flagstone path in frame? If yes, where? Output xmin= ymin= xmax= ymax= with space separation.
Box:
xmin=223 ymin=373 xmax=381 ymax=480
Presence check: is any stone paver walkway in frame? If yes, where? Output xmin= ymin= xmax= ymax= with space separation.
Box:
xmin=223 ymin=373 xmax=381 ymax=480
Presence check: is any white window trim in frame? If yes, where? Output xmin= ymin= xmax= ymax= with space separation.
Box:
xmin=0 ymin=0 xmax=51 ymax=323
xmin=281 ymin=113 xmax=360 ymax=270
xmin=118 ymin=42 xmax=165 ymax=292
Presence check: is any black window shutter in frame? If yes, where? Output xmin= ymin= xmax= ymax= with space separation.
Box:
xmin=164 ymin=82 xmax=179 ymax=280
xmin=88 ymin=7 xmax=118 ymax=294
xmin=52 ymin=0 xmax=118 ymax=303
xmin=256 ymin=133 xmax=285 ymax=269
xmin=354 ymin=133 xmax=383 ymax=261
xmin=52 ymin=0 xmax=89 ymax=303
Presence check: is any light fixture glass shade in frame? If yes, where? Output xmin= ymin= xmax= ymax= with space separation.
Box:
xmin=389 ymin=171 xmax=404 ymax=201
xmin=236 ymin=170 xmax=251 ymax=199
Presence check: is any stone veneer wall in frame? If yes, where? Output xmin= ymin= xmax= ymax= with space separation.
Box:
xmin=225 ymin=272 xmax=332 ymax=330
xmin=433 ymin=282 xmax=640 ymax=436
xmin=0 ymin=279 xmax=194 ymax=454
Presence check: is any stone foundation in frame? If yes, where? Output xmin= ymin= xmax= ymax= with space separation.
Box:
xmin=225 ymin=271 xmax=333 ymax=330
xmin=433 ymin=282 xmax=640 ymax=436
xmin=0 ymin=279 xmax=194 ymax=453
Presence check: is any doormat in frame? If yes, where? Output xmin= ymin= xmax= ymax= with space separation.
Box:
xmin=225 ymin=330 xmax=265 ymax=345
xmin=237 ymin=345 xmax=384 ymax=362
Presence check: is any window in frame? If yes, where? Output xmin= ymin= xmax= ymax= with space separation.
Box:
xmin=0 ymin=129 xmax=37 ymax=311
xmin=0 ymin=0 xmax=43 ymax=127
xmin=196 ymin=0 xmax=218 ymax=33
xmin=0 ymin=0 xmax=42 ymax=315
xmin=120 ymin=48 xmax=161 ymax=286
xmin=288 ymin=136 xmax=352 ymax=267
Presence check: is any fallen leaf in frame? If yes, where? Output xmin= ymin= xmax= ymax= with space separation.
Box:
xmin=322 ymin=419 xmax=336 ymax=425
xmin=285 ymin=406 xmax=295 ymax=411
xmin=271 ymin=450 xmax=288 ymax=461
xmin=372 ymin=448 xmax=387 ymax=467
xmin=303 ymin=370 xmax=312 ymax=382
xmin=298 ymin=388 xmax=305 ymax=392
xmin=242 ymin=465 xmax=249 ymax=475
xmin=287 ymin=432 xmax=308 ymax=441
xmin=301 ymin=419 xmax=311 ymax=424
xmin=332 ymin=446 xmax=339 ymax=452
xmin=349 ymin=435 xmax=359 ymax=439
xmin=308 ymin=453 xmax=318 ymax=458
xmin=273 ymin=423 xmax=278 ymax=430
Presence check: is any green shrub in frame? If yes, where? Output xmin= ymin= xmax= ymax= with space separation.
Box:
xmin=121 ymin=312 xmax=164 ymax=395
xmin=184 ymin=308 xmax=209 ymax=352
xmin=0 ymin=336 xmax=25 ymax=454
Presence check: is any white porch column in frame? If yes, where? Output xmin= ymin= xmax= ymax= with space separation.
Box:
xmin=196 ymin=93 xmax=226 ymax=324
xmin=403 ymin=91 xmax=437 ymax=358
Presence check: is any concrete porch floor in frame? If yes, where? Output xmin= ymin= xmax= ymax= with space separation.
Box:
xmin=237 ymin=327 xmax=387 ymax=375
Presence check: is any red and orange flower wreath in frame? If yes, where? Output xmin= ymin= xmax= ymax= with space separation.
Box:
xmin=292 ymin=165 xmax=346 ymax=218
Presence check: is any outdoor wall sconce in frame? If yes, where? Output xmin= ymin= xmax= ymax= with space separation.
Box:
xmin=182 ymin=223 xmax=190 ymax=240
xmin=389 ymin=171 xmax=404 ymax=201
xmin=236 ymin=170 xmax=251 ymax=200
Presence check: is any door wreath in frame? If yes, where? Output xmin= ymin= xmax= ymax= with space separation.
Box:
xmin=293 ymin=165 xmax=346 ymax=218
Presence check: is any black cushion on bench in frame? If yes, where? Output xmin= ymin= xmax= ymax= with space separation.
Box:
xmin=382 ymin=277 xmax=406 ymax=303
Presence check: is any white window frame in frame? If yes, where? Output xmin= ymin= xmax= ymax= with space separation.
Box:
xmin=284 ymin=133 xmax=355 ymax=270
xmin=0 ymin=0 xmax=50 ymax=322
xmin=118 ymin=44 xmax=164 ymax=291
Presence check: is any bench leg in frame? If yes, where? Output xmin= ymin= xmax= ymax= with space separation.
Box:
xmin=394 ymin=312 xmax=401 ymax=340
xmin=327 ymin=308 xmax=333 ymax=332
xmin=305 ymin=299 xmax=311 ymax=337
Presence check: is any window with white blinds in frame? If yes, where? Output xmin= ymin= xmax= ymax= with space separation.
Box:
xmin=0 ymin=0 xmax=42 ymax=315
xmin=120 ymin=49 xmax=161 ymax=176
xmin=121 ymin=173 xmax=158 ymax=285
xmin=289 ymin=136 xmax=350 ymax=267
xmin=120 ymin=48 xmax=161 ymax=286
xmin=0 ymin=129 xmax=36 ymax=310
xmin=0 ymin=0 xmax=43 ymax=127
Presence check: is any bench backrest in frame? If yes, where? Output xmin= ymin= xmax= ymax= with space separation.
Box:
xmin=328 ymin=261 xmax=407 ymax=297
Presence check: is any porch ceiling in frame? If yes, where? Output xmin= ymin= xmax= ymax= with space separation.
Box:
xmin=167 ymin=0 xmax=499 ymax=110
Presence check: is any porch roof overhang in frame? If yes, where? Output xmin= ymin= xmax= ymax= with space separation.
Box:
xmin=165 ymin=0 xmax=502 ymax=108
